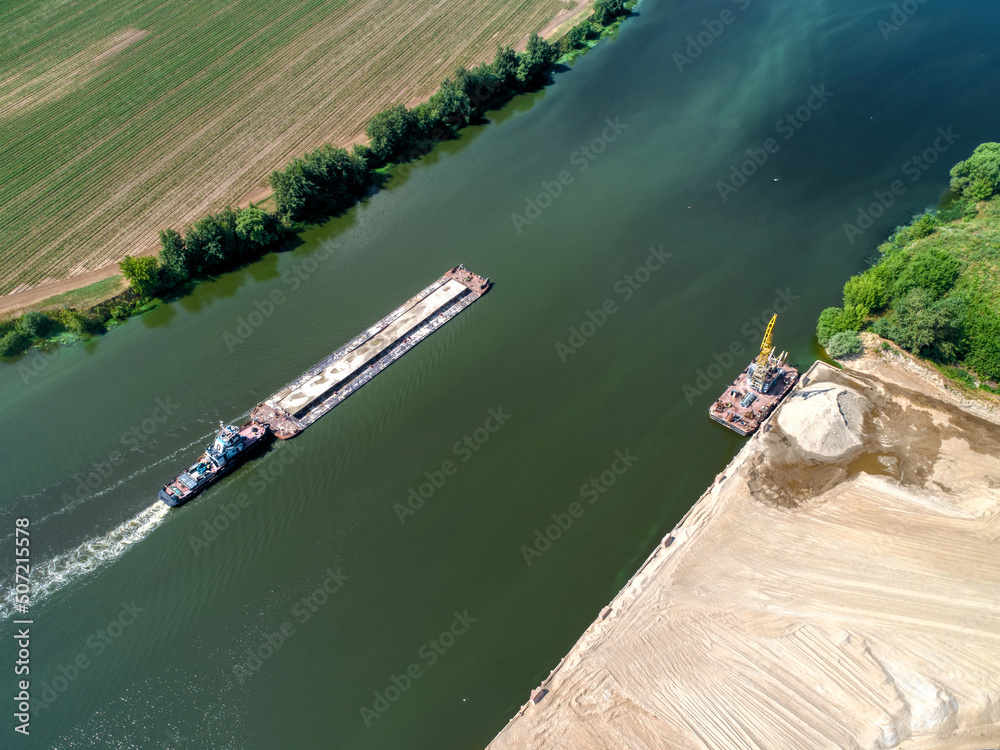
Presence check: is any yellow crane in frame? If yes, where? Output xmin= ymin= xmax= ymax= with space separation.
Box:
xmin=750 ymin=314 xmax=787 ymax=392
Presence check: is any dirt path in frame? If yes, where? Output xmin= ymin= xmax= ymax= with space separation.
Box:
xmin=0 ymin=264 xmax=123 ymax=316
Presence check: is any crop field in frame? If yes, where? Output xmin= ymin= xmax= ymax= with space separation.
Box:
xmin=0 ymin=0 xmax=579 ymax=296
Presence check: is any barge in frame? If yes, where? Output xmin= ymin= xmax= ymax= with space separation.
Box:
xmin=251 ymin=264 xmax=490 ymax=439
xmin=709 ymin=314 xmax=799 ymax=437
xmin=159 ymin=265 xmax=490 ymax=506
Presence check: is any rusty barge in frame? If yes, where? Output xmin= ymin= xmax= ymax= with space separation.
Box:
xmin=709 ymin=314 xmax=799 ymax=437
xmin=252 ymin=264 xmax=490 ymax=439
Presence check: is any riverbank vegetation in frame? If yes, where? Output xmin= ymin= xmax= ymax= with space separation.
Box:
xmin=1 ymin=1 xmax=633 ymax=360
xmin=818 ymin=143 xmax=1000 ymax=389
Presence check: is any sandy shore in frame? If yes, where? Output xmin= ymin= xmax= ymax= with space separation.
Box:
xmin=488 ymin=350 xmax=1000 ymax=749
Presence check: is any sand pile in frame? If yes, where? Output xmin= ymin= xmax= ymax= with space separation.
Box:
xmin=488 ymin=359 xmax=1000 ymax=750
xmin=777 ymin=381 xmax=869 ymax=458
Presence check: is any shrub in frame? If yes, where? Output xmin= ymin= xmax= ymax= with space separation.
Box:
xmin=910 ymin=213 xmax=937 ymax=239
xmin=18 ymin=311 xmax=54 ymax=338
xmin=119 ymin=255 xmax=161 ymax=300
xmin=0 ymin=330 xmax=31 ymax=356
xmin=62 ymin=310 xmax=96 ymax=335
xmin=826 ymin=330 xmax=862 ymax=358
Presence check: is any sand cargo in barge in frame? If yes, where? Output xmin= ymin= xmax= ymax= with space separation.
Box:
xmin=158 ymin=265 xmax=490 ymax=506
xmin=251 ymin=264 xmax=490 ymax=439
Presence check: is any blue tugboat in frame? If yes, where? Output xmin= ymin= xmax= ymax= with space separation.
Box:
xmin=158 ymin=421 xmax=270 ymax=507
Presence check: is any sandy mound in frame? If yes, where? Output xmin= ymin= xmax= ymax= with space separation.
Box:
xmin=777 ymin=382 xmax=869 ymax=458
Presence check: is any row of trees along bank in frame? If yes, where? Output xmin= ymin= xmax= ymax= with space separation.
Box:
xmin=0 ymin=0 xmax=632 ymax=359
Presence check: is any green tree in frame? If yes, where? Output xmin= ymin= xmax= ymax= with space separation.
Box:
xmin=886 ymin=287 xmax=965 ymax=358
xmin=158 ymin=228 xmax=189 ymax=284
xmin=565 ymin=23 xmax=587 ymax=49
xmin=817 ymin=305 xmax=864 ymax=346
xmin=491 ymin=46 xmax=520 ymax=88
xmin=185 ymin=216 xmax=226 ymax=271
xmin=516 ymin=33 xmax=557 ymax=84
xmin=365 ymin=104 xmax=417 ymax=164
xmin=19 ymin=311 xmax=55 ymax=338
xmin=817 ymin=307 xmax=843 ymax=346
xmin=0 ymin=330 xmax=30 ymax=357
xmin=235 ymin=206 xmax=276 ymax=246
xmin=429 ymin=76 xmax=473 ymax=130
xmin=950 ymin=142 xmax=1000 ymax=201
xmin=594 ymin=0 xmax=628 ymax=26
xmin=119 ymin=255 xmax=161 ymax=300
xmin=842 ymin=272 xmax=888 ymax=316
xmin=272 ymin=145 xmax=370 ymax=223
xmin=826 ymin=330 xmax=862 ymax=358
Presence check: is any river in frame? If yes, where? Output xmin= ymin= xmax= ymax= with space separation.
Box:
xmin=2 ymin=0 xmax=999 ymax=746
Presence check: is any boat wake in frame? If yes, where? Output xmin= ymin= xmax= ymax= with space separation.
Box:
xmin=0 ymin=503 xmax=170 ymax=619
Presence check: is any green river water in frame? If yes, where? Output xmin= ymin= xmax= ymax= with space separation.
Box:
xmin=2 ymin=0 xmax=1000 ymax=746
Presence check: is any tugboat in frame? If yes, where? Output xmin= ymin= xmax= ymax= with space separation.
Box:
xmin=158 ymin=421 xmax=271 ymax=507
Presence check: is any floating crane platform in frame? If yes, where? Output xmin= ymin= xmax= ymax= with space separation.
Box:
xmin=252 ymin=265 xmax=490 ymax=439
xmin=709 ymin=314 xmax=799 ymax=437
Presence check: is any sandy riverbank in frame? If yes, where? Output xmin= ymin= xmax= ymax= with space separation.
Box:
xmin=488 ymin=349 xmax=1000 ymax=749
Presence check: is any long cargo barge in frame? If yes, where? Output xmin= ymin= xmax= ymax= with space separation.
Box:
xmin=158 ymin=265 xmax=490 ymax=505
xmin=252 ymin=264 xmax=491 ymax=439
